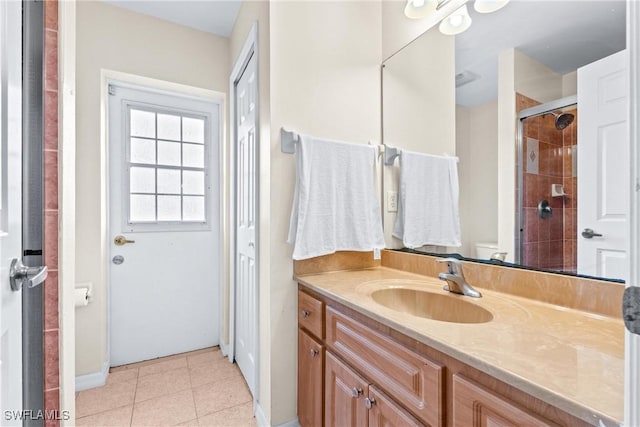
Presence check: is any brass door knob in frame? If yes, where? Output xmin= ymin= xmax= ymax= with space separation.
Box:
xmin=114 ymin=235 xmax=135 ymax=246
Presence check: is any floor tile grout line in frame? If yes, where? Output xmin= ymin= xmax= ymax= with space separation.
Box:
xmin=196 ymin=397 xmax=254 ymax=421
xmin=75 ymin=403 xmax=133 ymax=422
xmin=129 ymin=369 xmax=139 ymax=427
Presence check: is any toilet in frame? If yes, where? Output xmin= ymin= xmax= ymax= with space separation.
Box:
xmin=474 ymin=242 xmax=499 ymax=259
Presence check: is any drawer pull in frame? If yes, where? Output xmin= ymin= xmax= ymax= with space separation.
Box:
xmin=351 ymin=387 xmax=363 ymax=398
xmin=309 ymin=348 xmax=319 ymax=358
xmin=301 ymin=310 xmax=311 ymax=318
xmin=364 ymin=397 xmax=376 ymax=409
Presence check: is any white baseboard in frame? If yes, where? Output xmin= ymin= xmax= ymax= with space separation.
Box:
xmin=75 ymin=361 xmax=109 ymax=391
xmin=219 ymin=340 xmax=229 ymax=358
xmin=254 ymin=403 xmax=300 ymax=427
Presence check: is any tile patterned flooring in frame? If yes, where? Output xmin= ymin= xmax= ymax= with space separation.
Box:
xmin=75 ymin=347 xmax=257 ymax=426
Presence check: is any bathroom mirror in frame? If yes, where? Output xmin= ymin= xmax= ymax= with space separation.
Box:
xmin=382 ymin=0 xmax=627 ymax=281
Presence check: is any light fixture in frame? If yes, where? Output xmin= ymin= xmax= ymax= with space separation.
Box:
xmin=404 ymin=0 xmax=438 ymax=20
xmin=439 ymin=4 xmax=472 ymax=35
xmin=474 ymin=0 xmax=510 ymax=14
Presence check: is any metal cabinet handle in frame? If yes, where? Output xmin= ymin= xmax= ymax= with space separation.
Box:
xmin=114 ymin=235 xmax=135 ymax=246
xmin=9 ymin=258 xmax=48 ymax=291
xmin=364 ymin=397 xmax=376 ymax=409
xmin=301 ymin=310 xmax=310 ymax=318
xmin=351 ymin=387 xmax=363 ymax=398
xmin=582 ymin=228 xmax=603 ymax=239
xmin=309 ymin=348 xmax=319 ymax=358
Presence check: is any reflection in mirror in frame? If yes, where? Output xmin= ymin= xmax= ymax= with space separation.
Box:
xmin=382 ymin=0 xmax=627 ymax=281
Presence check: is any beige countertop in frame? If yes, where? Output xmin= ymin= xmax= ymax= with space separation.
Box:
xmin=296 ymin=266 xmax=624 ymax=427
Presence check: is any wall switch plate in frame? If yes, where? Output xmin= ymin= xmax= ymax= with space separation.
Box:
xmin=387 ymin=191 xmax=398 ymax=212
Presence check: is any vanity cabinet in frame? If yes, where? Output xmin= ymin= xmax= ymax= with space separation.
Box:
xmin=297 ymin=287 xmax=590 ymax=427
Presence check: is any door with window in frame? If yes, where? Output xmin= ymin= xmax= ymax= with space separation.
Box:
xmin=108 ymin=83 xmax=220 ymax=366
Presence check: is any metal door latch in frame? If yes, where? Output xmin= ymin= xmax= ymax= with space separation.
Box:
xmin=114 ymin=235 xmax=135 ymax=246
xmin=9 ymin=258 xmax=48 ymax=291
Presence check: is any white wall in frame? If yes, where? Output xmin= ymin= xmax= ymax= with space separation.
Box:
xmin=456 ymin=100 xmax=499 ymax=257
xmin=381 ymin=27 xmax=456 ymax=248
xmin=563 ymin=71 xmax=578 ymax=97
xmin=75 ymin=1 xmax=229 ymax=376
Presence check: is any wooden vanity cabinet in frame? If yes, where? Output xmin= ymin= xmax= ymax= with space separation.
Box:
xmin=298 ymin=291 xmax=325 ymax=427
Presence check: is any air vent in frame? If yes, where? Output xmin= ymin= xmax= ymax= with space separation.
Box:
xmin=455 ymin=71 xmax=480 ymax=88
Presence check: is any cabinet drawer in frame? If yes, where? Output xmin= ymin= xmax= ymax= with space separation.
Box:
xmin=453 ymin=374 xmax=559 ymax=427
xmin=326 ymin=307 xmax=444 ymax=427
xmin=298 ymin=290 xmax=324 ymax=338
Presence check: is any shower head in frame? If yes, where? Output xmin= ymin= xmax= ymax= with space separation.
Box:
xmin=547 ymin=111 xmax=575 ymax=130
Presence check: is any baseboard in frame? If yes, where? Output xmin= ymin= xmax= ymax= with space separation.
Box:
xmin=219 ymin=340 xmax=229 ymax=358
xmin=75 ymin=361 xmax=109 ymax=391
xmin=254 ymin=403 xmax=300 ymax=427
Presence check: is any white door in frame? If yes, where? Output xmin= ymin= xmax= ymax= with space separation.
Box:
xmin=108 ymin=83 xmax=220 ymax=366
xmin=577 ymin=50 xmax=629 ymax=281
xmin=234 ymin=52 xmax=258 ymax=394
xmin=0 ymin=0 xmax=24 ymax=423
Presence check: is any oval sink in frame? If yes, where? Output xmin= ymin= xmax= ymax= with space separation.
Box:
xmin=371 ymin=288 xmax=493 ymax=324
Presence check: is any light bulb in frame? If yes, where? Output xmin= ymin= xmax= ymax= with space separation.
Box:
xmin=439 ymin=4 xmax=472 ymax=35
xmin=413 ymin=0 xmax=425 ymax=7
xmin=404 ymin=0 xmax=437 ymax=19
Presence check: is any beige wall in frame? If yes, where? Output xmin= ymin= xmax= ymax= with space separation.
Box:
xmin=268 ymin=1 xmax=382 ymax=423
xmin=456 ymin=101 xmax=499 ymax=257
xmin=381 ymin=27 xmax=456 ymax=248
xmin=562 ymin=71 xmax=578 ymax=97
xmin=514 ymin=50 xmax=563 ymax=103
xmin=381 ymin=0 xmax=466 ymax=60
xmin=75 ymin=1 xmax=229 ymax=375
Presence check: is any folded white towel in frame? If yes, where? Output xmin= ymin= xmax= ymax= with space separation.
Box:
xmin=287 ymin=134 xmax=385 ymax=260
xmin=393 ymin=150 xmax=461 ymax=248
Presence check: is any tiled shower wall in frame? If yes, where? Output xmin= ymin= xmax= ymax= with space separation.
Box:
xmin=519 ymin=93 xmax=577 ymax=272
xmin=43 ymin=0 xmax=60 ymax=424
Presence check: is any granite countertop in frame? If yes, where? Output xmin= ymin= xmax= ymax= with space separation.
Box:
xmin=296 ymin=266 xmax=624 ymax=427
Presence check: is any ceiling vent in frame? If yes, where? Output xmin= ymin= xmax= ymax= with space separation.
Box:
xmin=455 ymin=71 xmax=480 ymax=88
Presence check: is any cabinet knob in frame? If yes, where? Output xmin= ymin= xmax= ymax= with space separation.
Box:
xmin=364 ymin=397 xmax=376 ymax=409
xmin=309 ymin=348 xmax=319 ymax=358
xmin=301 ymin=310 xmax=311 ymax=318
xmin=351 ymin=387 xmax=362 ymax=398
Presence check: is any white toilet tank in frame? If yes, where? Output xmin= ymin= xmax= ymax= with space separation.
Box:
xmin=475 ymin=242 xmax=499 ymax=259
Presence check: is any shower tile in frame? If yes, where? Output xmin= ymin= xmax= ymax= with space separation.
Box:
xmin=524 ymin=117 xmax=540 ymax=140
xmin=564 ymin=208 xmax=577 ymax=239
xmin=44 ymin=90 xmax=58 ymax=151
xmin=44 ymin=389 xmax=60 ymax=427
xmin=538 ymin=241 xmax=551 ymax=268
xmin=525 ymin=138 xmax=539 ymax=175
xmin=523 ymin=208 xmax=538 ymax=243
xmin=549 ymin=240 xmax=564 ymax=268
xmin=524 ymin=174 xmax=538 ymax=208
xmin=550 ymin=212 xmax=564 ymax=239
xmin=44 ymin=330 xmax=59 ymax=390
xmin=45 ymin=0 xmax=58 ymax=30
xmin=44 ymin=149 xmax=58 ymax=209
xmin=539 ymin=214 xmax=550 ymax=242
xmin=44 ymin=29 xmax=58 ymax=92
xmin=522 ymin=243 xmax=539 ymax=267
xmin=44 ymin=271 xmax=59 ymax=330
xmin=44 ymin=211 xmax=59 ymax=267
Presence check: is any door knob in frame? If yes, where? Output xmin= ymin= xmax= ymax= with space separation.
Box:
xmin=581 ymin=228 xmax=603 ymax=239
xmin=114 ymin=235 xmax=135 ymax=246
xmin=9 ymin=258 xmax=48 ymax=291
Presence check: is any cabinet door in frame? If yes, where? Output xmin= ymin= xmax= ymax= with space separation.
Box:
xmin=325 ymin=351 xmax=369 ymax=427
xmin=453 ymin=375 xmax=559 ymax=427
xmin=298 ymin=329 xmax=324 ymax=427
xmin=368 ymin=386 xmax=424 ymax=427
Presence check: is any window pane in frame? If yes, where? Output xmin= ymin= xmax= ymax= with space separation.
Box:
xmin=157 ymin=141 xmax=181 ymax=166
xmin=158 ymin=113 xmax=181 ymax=141
xmin=130 ymin=109 xmax=155 ymax=138
xmin=130 ymin=167 xmax=155 ymax=193
xmin=183 ymin=170 xmax=205 ymax=195
xmin=130 ymin=138 xmax=155 ymax=164
xmin=157 ymin=168 xmax=181 ymax=194
xmin=183 ymin=144 xmax=204 ymax=168
xmin=183 ymin=196 xmax=205 ymax=221
xmin=183 ymin=117 xmax=204 ymax=143
xmin=158 ymin=195 xmax=181 ymax=221
xmin=130 ymin=194 xmax=156 ymax=222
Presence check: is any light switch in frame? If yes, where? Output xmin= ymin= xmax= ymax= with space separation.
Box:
xmin=387 ymin=191 xmax=398 ymax=212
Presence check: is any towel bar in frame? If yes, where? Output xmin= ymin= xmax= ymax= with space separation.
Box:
xmin=281 ymin=128 xmax=298 ymax=153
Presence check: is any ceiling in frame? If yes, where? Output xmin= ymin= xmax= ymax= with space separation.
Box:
xmin=101 ymin=0 xmax=242 ymax=37
xmin=455 ymin=0 xmax=626 ymax=107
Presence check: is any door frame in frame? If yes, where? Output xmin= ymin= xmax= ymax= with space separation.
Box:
xmin=626 ymin=1 xmax=640 ymax=425
xmin=101 ymin=70 xmax=225 ymax=369
xmin=228 ymin=22 xmax=260 ymax=403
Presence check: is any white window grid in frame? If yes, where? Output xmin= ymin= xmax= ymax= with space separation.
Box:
xmin=124 ymin=102 xmax=211 ymax=228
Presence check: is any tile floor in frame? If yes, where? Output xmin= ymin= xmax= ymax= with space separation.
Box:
xmin=75 ymin=347 xmax=257 ymax=426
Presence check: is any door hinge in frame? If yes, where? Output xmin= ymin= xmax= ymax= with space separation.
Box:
xmin=108 ymin=84 xmax=116 ymax=96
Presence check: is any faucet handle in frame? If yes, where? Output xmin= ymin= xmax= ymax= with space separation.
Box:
xmin=436 ymin=257 xmax=464 ymax=276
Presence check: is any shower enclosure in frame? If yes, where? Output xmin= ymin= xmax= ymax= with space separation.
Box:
xmin=516 ymin=95 xmax=578 ymax=272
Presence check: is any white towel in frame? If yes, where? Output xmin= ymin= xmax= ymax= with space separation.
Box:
xmin=393 ymin=150 xmax=461 ymax=248
xmin=287 ymin=134 xmax=386 ymax=260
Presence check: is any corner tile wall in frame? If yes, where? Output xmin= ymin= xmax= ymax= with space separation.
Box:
xmin=519 ymin=93 xmax=576 ymax=272
xmin=43 ymin=0 xmax=60 ymax=424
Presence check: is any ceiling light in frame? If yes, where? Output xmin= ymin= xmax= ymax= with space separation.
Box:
xmin=439 ymin=4 xmax=472 ymax=35
xmin=474 ymin=0 xmax=510 ymax=14
xmin=404 ymin=0 xmax=438 ymax=19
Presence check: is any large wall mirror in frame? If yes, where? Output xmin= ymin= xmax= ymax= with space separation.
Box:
xmin=382 ymin=0 xmax=627 ymax=282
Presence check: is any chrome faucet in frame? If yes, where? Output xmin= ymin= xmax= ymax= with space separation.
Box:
xmin=436 ymin=258 xmax=482 ymax=298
